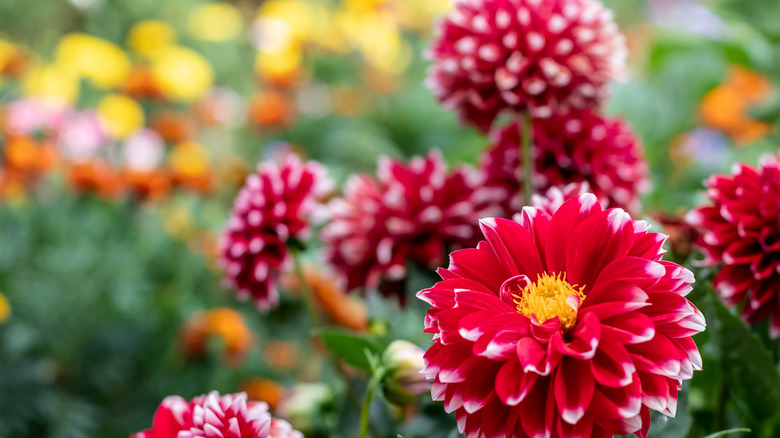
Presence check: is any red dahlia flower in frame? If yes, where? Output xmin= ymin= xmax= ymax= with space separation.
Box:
xmin=529 ymin=182 xmax=593 ymax=215
xmin=133 ymin=391 xmax=302 ymax=438
xmin=427 ymin=0 xmax=627 ymax=132
xmin=480 ymin=109 xmax=647 ymax=216
xmin=687 ymin=156 xmax=780 ymax=337
xmin=219 ymin=155 xmax=332 ymax=311
xmin=418 ymin=194 xmax=704 ymax=437
xmin=322 ymin=150 xmax=502 ymax=301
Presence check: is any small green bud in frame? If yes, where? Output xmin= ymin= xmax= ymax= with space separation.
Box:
xmin=381 ymin=340 xmax=430 ymax=406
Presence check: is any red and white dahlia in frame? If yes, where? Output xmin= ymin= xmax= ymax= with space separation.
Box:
xmin=418 ymin=194 xmax=705 ymax=437
xmin=322 ymin=150 xmax=502 ymax=301
xmin=427 ymin=0 xmax=627 ymax=132
xmin=480 ymin=109 xmax=648 ymax=216
xmin=219 ymin=154 xmax=332 ymax=311
xmin=133 ymin=391 xmax=302 ymax=438
xmin=530 ymin=182 xmax=592 ymax=216
xmin=687 ymin=155 xmax=780 ymax=337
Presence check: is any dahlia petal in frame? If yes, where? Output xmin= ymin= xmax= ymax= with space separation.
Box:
xmin=600 ymin=312 xmax=655 ymax=344
xmin=495 ymin=356 xmax=540 ymax=406
xmin=448 ymin=247 xmax=509 ymax=292
xmin=454 ymin=289 xmax=512 ymax=312
xmin=480 ymin=217 xmax=544 ymax=278
xmin=637 ymin=370 xmax=676 ymax=416
xmin=556 ymin=413 xmax=594 ymax=438
xmin=592 ymin=257 xmax=664 ymax=290
xmin=516 ymin=207 xmax=552 ymax=270
xmin=545 ymin=194 xmax=601 ymax=273
xmin=473 ymin=328 xmax=528 ymax=360
xmin=152 ymin=396 xmax=191 ymax=436
xmin=581 ymin=281 xmax=650 ymax=319
xmin=516 ymin=337 xmax=553 ymax=376
xmin=552 ymin=311 xmax=600 ymax=359
xmin=436 ymin=307 xmax=477 ymax=344
xmin=519 ymin=379 xmax=555 ymax=438
xmin=554 ymin=358 xmax=595 ymax=424
xmin=566 ymin=208 xmax=634 ymax=288
xmin=627 ymin=231 xmax=666 ymax=261
xmin=459 ymin=361 xmax=500 ymax=413
xmin=591 ymin=377 xmax=642 ymax=420
xmin=590 ymin=333 xmax=636 ymax=388
xmin=629 ymin=333 xmax=682 ymax=378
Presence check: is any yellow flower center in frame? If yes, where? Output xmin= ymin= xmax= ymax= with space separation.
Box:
xmin=510 ymin=273 xmax=585 ymax=331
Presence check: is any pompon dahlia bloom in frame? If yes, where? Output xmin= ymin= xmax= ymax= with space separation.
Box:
xmin=219 ymin=155 xmax=332 ymax=311
xmin=687 ymin=155 xmax=780 ymax=337
xmin=481 ymin=109 xmax=648 ymax=216
xmin=322 ymin=150 xmax=502 ymax=301
xmin=427 ymin=0 xmax=627 ymax=132
xmin=418 ymin=194 xmax=705 ymax=437
xmin=133 ymin=391 xmax=302 ymax=438
xmin=530 ymin=182 xmax=592 ymax=216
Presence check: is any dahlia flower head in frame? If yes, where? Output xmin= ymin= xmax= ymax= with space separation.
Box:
xmin=219 ymin=154 xmax=332 ymax=311
xmin=418 ymin=194 xmax=705 ymax=437
xmin=687 ymin=154 xmax=780 ymax=337
xmin=132 ymin=391 xmax=302 ymax=438
xmin=322 ymin=150 xmax=503 ymax=301
xmin=427 ymin=0 xmax=627 ymax=132
xmin=480 ymin=109 xmax=648 ymax=216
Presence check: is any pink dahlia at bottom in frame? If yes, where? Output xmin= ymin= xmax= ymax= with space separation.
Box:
xmin=219 ymin=155 xmax=332 ymax=311
xmin=132 ymin=391 xmax=302 ymax=438
xmin=687 ymin=155 xmax=780 ymax=337
xmin=418 ymin=194 xmax=705 ymax=437
xmin=322 ymin=150 xmax=502 ymax=302
xmin=427 ymin=0 xmax=627 ymax=132
xmin=480 ymin=109 xmax=648 ymax=216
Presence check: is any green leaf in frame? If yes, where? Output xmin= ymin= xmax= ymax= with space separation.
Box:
xmin=702 ymin=290 xmax=780 ymax=425
xmin=703 ymin=428 xmax=751 ymax=438
xmin=316 ymin=328 xmax=384 ymax=372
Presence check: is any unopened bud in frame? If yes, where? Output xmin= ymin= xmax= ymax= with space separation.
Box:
xmin=381 ymin=340 xmax=430 ymax=406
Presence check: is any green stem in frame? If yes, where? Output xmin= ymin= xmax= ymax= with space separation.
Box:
xmin=520 ymin=111 xmax=534 ymax=205
xmin=291 ymin=251 xmax=322 ymax=327
xmin=359 ymin=373 xmax=381 ymax=438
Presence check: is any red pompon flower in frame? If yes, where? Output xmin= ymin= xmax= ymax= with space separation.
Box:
xmin=480 ymin=109 xmax=648 ymax=216
xmin=417 ymin=194 xmax=705 ymax=437
xmin=219 ymin=155 xmax=332 ymax=311
xmin=530 ymin=182 xmax=593 ymax=215
xmin=322 ymin=150 xmax=503 ymax=302
xmin=687 ymin=156 xmax=780 ymax=337
xmin=427 ymin=0 xmax=627 ymax=132
xmin=132 ymin=391 xmax=302 ymax=438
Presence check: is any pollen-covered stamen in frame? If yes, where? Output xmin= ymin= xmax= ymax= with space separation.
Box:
xmin=505 ymin=272 xmax=585 ymax=331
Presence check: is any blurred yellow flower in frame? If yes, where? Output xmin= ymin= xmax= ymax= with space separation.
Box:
xmin=97 ymin=94 xmax=145 ymax=139
xmin=254 ymin=49 xmax=301 ymax=84
xmin=189 ymin=3 xmax=243 ymax=42
xmin=161 ymin=202 xmax=195 ymax=240
xmin=0 ymin=293 xmax=9 ymax=323
xmin=359 ymin=25 xmax=411 ymax=74
xmin=258 ymin=0 xmax=313 ymax=43
xmin=168 ymin=141 xmax=210 ymax=178
xmin=23 ymin=64 xmax=80 ymax=102
xmin=57 ymin=33 xmax=131 ymax=89
xmin=0 ymin=39 xmax=17 ymax=72
xmin=127 ymin=20 xmax=177 ymax=58
xmin=151 ymin=46 xmax=214 ymax=102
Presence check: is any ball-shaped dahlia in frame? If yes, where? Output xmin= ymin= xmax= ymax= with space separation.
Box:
xmin=687 ymin=155 xmax=780 ymax=337
xmin=480 ymin=109 xmax=648 ymax=216
xmin=418 ymin=194 xmax=705 ymax=437
xmin=133 ymin=391 xmax=302 ymax=438
xmin=219 ymin=155 xmax=332 ymax=311
xmin=322 ymin=150 xmax=503 ymax=302
xmin=427 ymin=0 xmax=627 ymax=132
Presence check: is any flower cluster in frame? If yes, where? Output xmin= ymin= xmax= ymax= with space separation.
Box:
xmin=427 ymin=0 xmax=627 ymax=132
xmin=321 ymin=150 xmax=502 ymax=301
xmin=133 ymin=391 xmax=302 ymax=438
xmin=418 ymin=195 xmax=705 ymax=437
xmin=219 ymin=154 xmax=332 ymax=311
xmin=687 ymin=155 xmax=780 ymax=337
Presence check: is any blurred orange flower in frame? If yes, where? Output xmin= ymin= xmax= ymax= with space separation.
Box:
xmin=0 ymin=167 xmax=28 ymax=200
xmin=150 ymin=111 xmax=197 ymax=142
xmin=123 ymin=169 xmax=171 ymax=201
xmin=68 ymin=160 xmax=124 ymax=199
xmin=122 ymin=65 xmax=163 ymax=99
xmin=167 ymin=141 xmax=213 ymax=193
xmin=303 ymin=267 xmax=368 ymax=331
xmin=700 ymin=65 xmax=774 ymax=146
xmin=181 ymin=307 xmax=254 ymax=365
xmin=248 ymin=90 xmax=295 ymax=129
xmin=242 ymin=378 xmax=287 ymax=410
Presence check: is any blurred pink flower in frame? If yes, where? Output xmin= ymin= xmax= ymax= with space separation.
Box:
xmin=57 ymin=110 xmax=110 ymax=162
xmin=122 ymin=129 xmax=165 ymax=171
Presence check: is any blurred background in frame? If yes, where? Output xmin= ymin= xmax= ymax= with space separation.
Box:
xmin=0 ymin=0 xmax=777 ymax=437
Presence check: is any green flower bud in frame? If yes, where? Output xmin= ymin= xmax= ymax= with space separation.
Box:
xmin=381 ymin=340 xmax=430 ymax=406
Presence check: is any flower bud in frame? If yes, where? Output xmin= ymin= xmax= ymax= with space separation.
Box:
xmin=381 ymin=340 xmax=429 ymax=406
